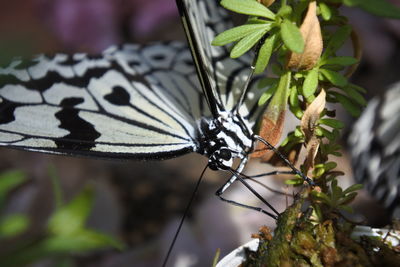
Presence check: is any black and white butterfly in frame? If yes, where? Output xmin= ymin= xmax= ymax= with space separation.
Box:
xmin=1 ymin=1 xmax=257 ymax=174
xmin=0 ymin=0 xmax=306 ymax=219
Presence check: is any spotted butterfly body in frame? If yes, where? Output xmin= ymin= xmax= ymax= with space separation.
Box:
xmin=0 ymin=0 xmax=262 ymax=171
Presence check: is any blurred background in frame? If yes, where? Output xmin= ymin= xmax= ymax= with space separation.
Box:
xmin=0 ymin=0 xmax=399 ymax=266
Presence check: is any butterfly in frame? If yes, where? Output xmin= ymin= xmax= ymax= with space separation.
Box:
xmin=349 ymin=82 xmax=400 ymax=219
xmin=0 ymin=0 xmax=309 ymax=220
xmin=0 ymin=1 xmax=257 ymax=172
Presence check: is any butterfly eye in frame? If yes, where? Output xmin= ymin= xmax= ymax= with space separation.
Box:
xmin=219 ymin=149 xmax=232 ymax=161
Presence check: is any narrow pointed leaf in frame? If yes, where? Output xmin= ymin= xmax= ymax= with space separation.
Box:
xmin=318 ymin=118 xmax=344 ymax=129
xmin=230 ymin=28 xmax=267 ymax=58
xmin=258 ymin=82 xmax=278 ymax=105
xmin=330 ymin=92 xmax=361 ymax=117
xmin=343 ymin=184 xmax=363 ymax=195
xmin=320 ymin=56 xmax=358 ymax=66
xmin=319 ymin=2 xmax=333 ymax=21
xmin=303 ymin=67 xmax=319 ymax=99
xmin=343 ymin=84 xmax=367 ymax=106
xmin=281 ymin=19 xmax=304 ymax=53
xmin=221 ymin=0 xmax=276 ymax=19
xmin=254 ymin=33 xmax=277 ymax=73
xmin=322 ymin=25 xmax=352 ymax=59
xmin=212 ymin=23 xmax=272 ymax=46
xmin=320 ymin=69 xmax=347 ymax=87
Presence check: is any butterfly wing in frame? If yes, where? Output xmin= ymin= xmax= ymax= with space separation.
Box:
xmin=0 ymin=42 xmax=207 ymax=159
xmin=0 ymin=0 xmax=262 ymax=159
xmin=177 ymin=0 xmax=263 ymax=125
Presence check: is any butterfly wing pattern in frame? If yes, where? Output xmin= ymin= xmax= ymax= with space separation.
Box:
xmin=0 ymin=0 xmax=261 ymax=167
xmin=0 ymin=43 xmax=203 ymax=159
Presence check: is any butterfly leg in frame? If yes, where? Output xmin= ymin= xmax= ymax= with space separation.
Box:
xmin=214 ymin=159 xmax=280 ymax=219
xmin=215 ymin=171 xmax=280 ymax=219
xmin=245 ymin=170 xmax=295 ymax=179
xmin=252 ymin=135 xmax=315 ymax=186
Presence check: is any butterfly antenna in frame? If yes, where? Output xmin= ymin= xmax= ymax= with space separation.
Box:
xmin=161 ymin=165 xmax=208 ymax=267
xmin=235 ymin=37 xmax=268 ymax=113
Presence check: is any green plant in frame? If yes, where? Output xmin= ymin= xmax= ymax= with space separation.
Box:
xmin=212 ymin=0 xmax=400 ymax=265
xmin=0 ymin=169 xmax=123 ymax=266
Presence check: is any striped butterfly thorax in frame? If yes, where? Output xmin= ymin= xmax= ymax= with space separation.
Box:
xmin=0 ymin=0 xmax=261 ymax=172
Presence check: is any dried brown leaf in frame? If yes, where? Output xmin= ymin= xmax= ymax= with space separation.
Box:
xmin=301 ymin=90 xmax=326 ymax=171
xmin=286 ymin=1 xmax=323 ymax=70
xmin=252 ymin=111 xmax=285 ymax=161
xmin=301 ymin=89 xmax=326 ymax=141
xmin=257 ymin=0 xmax=275 ymax=7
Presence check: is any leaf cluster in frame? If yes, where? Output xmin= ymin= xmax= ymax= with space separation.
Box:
xmin=211 ymin=0 xmax=397 ymax=226
xmin=0 ymin=169 xmax=122 ymax=266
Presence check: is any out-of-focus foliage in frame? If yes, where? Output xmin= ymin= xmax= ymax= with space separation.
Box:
xmin=0 ymin=169 xmax=123 ymax=267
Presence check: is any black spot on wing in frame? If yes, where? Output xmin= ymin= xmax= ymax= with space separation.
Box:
xmin=183 ymin=58 xmax=194 ymax=67
xmin=0 ymin=74 xmax=23 ymax=87
xmin=151 ymin=54 xmax=166 ymax=61
xmin=59 ymin=57 xmax=81 ymax=66
xmin=54 ymin=97 xmax=100 ymax=150
xmin=128 ymin=60 xmax=142 ymax=67
xmin=0 ymin=98 xmax=22 ymax=124
xmin=61 ymin=97 xmax=85 ymax=107
xmin=104 ymin=86 xmax=131 ymax=106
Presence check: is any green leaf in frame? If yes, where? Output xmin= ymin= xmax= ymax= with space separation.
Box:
xmin=285 ymin=178 xmax=304 ymax=185
xmin=311 ymin=191 xmax=331 ymax=205
xmin=294 ymin=127 xmax=304 ymax=138
xmin=317 ymin=127 xmax=335 ymax=141
xmin=258 ymin=82 xmax=278 ymax=106
xmin=319 ymin=56 xmax=358 ymax=66
xmin=324 ymin=161 xmax=338 ymax=172
xmin=348 ymin=83 xmax=367 ymax=93
xmin=320 ymin=69 xmax=347 ymax=87
xmin=331 ymin=179 xmax=343 ymax=203
xmin=322 ymin=25 xmax=352 ymax=59
xmin=48 ymin=187 xmax=93 ymax=236
xmin=280 ymin=19 xmax=304 ymax=53
xmin=314 ymin=167 xmax=325 ymax=178
xmin=258 ymin=77 xmax=278 ymax=89
xmin=318 ymin=118 xmax=344 ymax=129
xmin=212 ymin=23 xmax=272 ymax=46
xmin=254 ymin=33 xmax=277 ymax=74
xmin=277 ymin=5 xmax=293 ymax=18
xmin=338 ymin=192 xmax=358 ymax=205
xmin=263 ymin=71 xmax=291 ymax=122
xmin=0 ymin=214 xmax=29 ymax=238
xmin=343 ymin=184 xmax=363 ymax=195
xmin=338 ymin=205 xmax=353 ymax=213
xmin=230 ymin=28 xmax=267 ymax=58
xmin=221 ymin=0 xmax=276 ymax=20
xmin=247 ymin=17 xmax=272 ymax=24
xmin=319 ymin=2 xmax=333 ymax=21
xmin=343 ymin=84 xmax=367 ymax=106
xmin=289 ymin=85 xmax=303 ymax=119
xmin=343 ymin=0 xmax=400 ymax=19
xmin=330 ymin=91 xmax=361 ymax=117
xmin=303 ymin=67 xmax=319 ymax=99
xmin=41 ymin=229 xmax=123 ymax=252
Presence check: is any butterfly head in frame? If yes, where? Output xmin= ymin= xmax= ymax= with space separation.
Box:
xmin=198 ymin=111 xmax=253 ymax=171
